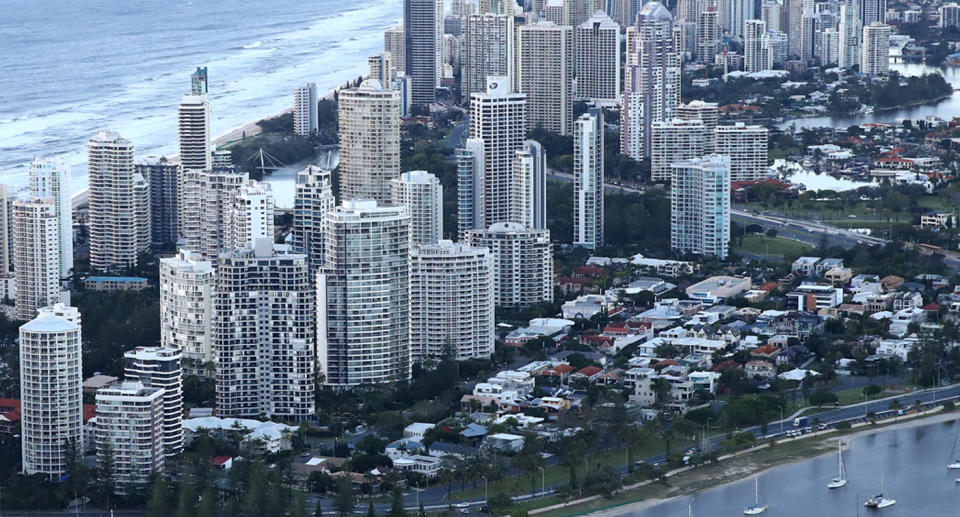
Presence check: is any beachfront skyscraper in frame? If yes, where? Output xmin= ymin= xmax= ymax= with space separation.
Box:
xmin=87 ymin=131 xmax=150 ymax=271
xmin=409 ymin=240 xmax=495 ymax=363
xmin=575 ymin=11 xmax=620 ymax=104
xmin=861 ymin=22 xmax=891 ymax=76
xmin=293 ymin=83 xmax=319 ymax=136
xmin=621 ymin=2 xmax=681 ymax=159
xmin=466 ymin=222 xmax=553 ymax=308
xmin=229 ymin=180 xmax=275 ymax=250
xmin=292 ymin=165 xmax=336 ymax=272
xmin=573 ymin=108 xmax=604 ymax=250
xmin=178 ymin=94 xmax=211 ymax=172
xmin=20 ymin=305 xmax=83 ymax=479
xmin=385 ymin=26 xmax=407 ymax=78
xmin=191 ymin=66 xmax=208 ymax=95
xmin=404 ymin=0 xmax=443 ymax=105
xmin=460 ymin=13 xmax=515 ymax=98
xmin=338 ymin=79 xmax=402 ymax=204
xmin=518 ymin=21 xmax=574 ymax=135
xmin=29 ymin=157 xmax=72 ymax=278
xmin=160 ymin=249 xmax=215 ymax=370
xmin=178 ymin=167 xmax=246 ymax=262
xmin=467 ymin=77 xmax=526 ymax=228
xmin=670 ymin=155 xmax=731 ymax=259
xmin=215 ymin=239 xmax=315 ymax=421
xmin=137 ymin=157 xmax=179 ymax=247
xmin=13 ymin=198 xmax=68 ymax=322
xmin=318 ymin=200 xmax=411 ymax=388
xmin=0 ymin=185 xmax=10 ymax=276
xmin=123 ymin=346 xmax=184 ymax=457
xmin=391 ymin=170 xmax=443 ymax=246
xmin=514 ymin=140 xmax=547 ymax=230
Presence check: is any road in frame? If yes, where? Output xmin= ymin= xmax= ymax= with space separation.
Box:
xmin=730 ymin=208 xmax=888 ymax=250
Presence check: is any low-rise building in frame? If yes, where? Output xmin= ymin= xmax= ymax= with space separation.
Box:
xmin=786 ymin=284 xmax=843 ymax=311
xmin=484 ymin=433 xmax=525 ymax=452
xmin=84 ymin=276 xmax=150 ymax=292
xmin=685 ymin=276 xmax=751 ymax=304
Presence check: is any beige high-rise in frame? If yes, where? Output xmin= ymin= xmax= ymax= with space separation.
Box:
xmin=518 ymin=21 xmax=574 ymax=135
xmin=338 ymin=80 xmax=401 ymax=204
xmin=576 ymin=11 xmax=620 ymax=103
xmin=13 ymin=199 xmax=65 ymax=321
xmin=461 ymin=13 xmax=514 ymax=97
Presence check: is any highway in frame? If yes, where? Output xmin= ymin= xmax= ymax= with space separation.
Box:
xmin=730 ymin=208 xmax=888 ymax=250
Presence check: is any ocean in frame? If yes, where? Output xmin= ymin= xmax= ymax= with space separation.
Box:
xmin=0 ymin=0 xmax=402 ymax=196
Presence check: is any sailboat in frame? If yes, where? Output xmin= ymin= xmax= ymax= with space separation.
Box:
xmin=947 ymin=428 xmax=960 ymax=469
xmin=828 ymin=440 xmax=848 ymax=489
xmin=864 ymin=453 xmax=895 ymax=509
xmin=743 ymin=477 xmax=768 ymax=515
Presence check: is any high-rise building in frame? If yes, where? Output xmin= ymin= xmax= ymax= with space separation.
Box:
xmin=20 ymin=305 xmax=83 ymax=479
xmin=650 ymin=119 xmax=707 ymax=182
xmin=940 ymin=3 xmax=960 ymax=28
xmin=467 ymin=77 xmax=527 ymax=228
xmin=763 ymin=30 xmax=790 ymax=66
xmin=385 ymin=26 xmax=407 ymax=78
xmin=761 ymin=1 xmax=782 ymax=31
xmin=862 ymin=0 xmax=886 ymax=25
xmin=391 ymin=171 xmax=443 ymax=246
xmin=465 ymin=222 xmax=553 ymax=307
xmin=819 ymin=28 xmax=841 ymax=65
xmin=457 ymin=138 xmax=487 ymax=239
xmin=622 ymin=2 xmax=681 ymax=159
xmin=160 ymin=249 xmax=215 ymax=369
xmin=369 ymin=53 xmax=394 ymax=85
xmin=178 ymin=94 xmax=212 ymax=172
xmin=29 ymin=157 xmax=73 ymax=277
xmin=838 ymin=0 xmax=861 ymax=67
xmin=293 ymin=83 xmax=319 ymax=136
xmin=123 ymin=346 xmax=183 ymax=457
xmin=318 ymin=200 xmax=411 ymax=387
xmin=670 ymin=155 xmax=731 ymax=259
xmin=409 ymin=240 xmax=495 ymax=363
xmin=292 ymin=165 xmax=336 ymax=272
xmin=861 ymin=22 xmax=890 ymax=76
xmin=230 ymin=180 xmax=275 ymax=250
xmin=715 ymin=123 xmax=769 ymax=181
xmin=0 ymin=185 xmax=10 ymax=275
xmin=95 ymin=381 xmax=165 ymax=492
xmin=138 ymin=157 xmax=179 ymax=247
xmin=696 ymin=5 xmax=721 ymax=65
xmin=786 ymin=0 xmax=812 ymax=58
xmin=518 ymin=21 xmax=574 ymax=135
xmin=745 ymin=19 xmax=767 ymax=72
xmin=513 ymin=140 xmax=547 ymax=230
xmin=677 ymin=100 xmax=719 ymax=152
xmin=191 ymin=66 xmax=208 ymax=95
xmin=720 ymin=0 xmax=755 ymax=38
xmin=461 ymin=14 xmax=515 ymax=98
xmin=13 ymin=199 xmax=67 ymax=322
xmin=544 ymin=0 xmax=566 ymax=23
xmin=573 ymin=109 xmax=604 ymax=250
xmin=338 ymin=80 xmax=402 ymax=204
xmin=576 ymin=11 xmax=621 ymax=103
xmin=215 ymin=239 xmax=315 ymax=420
xmin=87 ymin=132 xmax=150 ymax=271
xmin=404 ymin=0 xmax=443 ymax=105
xmin=617 ymin=0 xmax=642 ymax=26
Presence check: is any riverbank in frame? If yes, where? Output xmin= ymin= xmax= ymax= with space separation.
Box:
xmin=529 ymin=407 xmax=959 ymax=517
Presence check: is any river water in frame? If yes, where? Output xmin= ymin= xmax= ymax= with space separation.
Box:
xmin=621 ymin=418 xmax=960 ymax=517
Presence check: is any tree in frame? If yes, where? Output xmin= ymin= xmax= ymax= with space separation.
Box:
xmin=487 ymin=493 xmax=513 ymax=516
xmin=387 ymin=487 xmax=407 ymax=517
xmin=177 ymin=483 xmax=196 ymax=517
xmin=335 ymin=478 xmax=357 ymax=517
xmin=368 ymin=500 xmax=376 ymax=517
xmin=146 ymin=476 xmax=171 ymax=517
xmin=196 ymin=487 xmax=217 ymax=517
xmin=863 ymin=384 xmax=882 ymax=397
xmin=809 ymin=389 xmax=838 ymax=408
xmin=290 ymin=490 xmax=308 ymax=517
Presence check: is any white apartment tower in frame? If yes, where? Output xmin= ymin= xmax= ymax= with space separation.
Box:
xmin=179 ymin=168 xmax=247 ymax=262
xmin=95 ymin=381 xmax=165 ymax=492
xmin=940 ymin=3 xmax=960 ymax=28
xmin=293 ymin=83 xmax=319 ymax=136
xmin=20 ymin=305 xmax=83 ymax=479
xmin=457 ymin=138 xmax=487 ymax=239
xmin=573 ymin=109 xmax=604 ymax=250
xmin=124 ymin=346 xmax=184 ymax=457
xmin=745 ymin=19 xmax=767 ymax=72
xmin=292 ymin=165 xmax=336 ymax=272
xmin=338 ymin=79 xmax=402 ymax=204
xmin=519 ymin=21 xmax=574 ymax=135
xmin=178 ymin=94 xmax=212 ymax=172
xmin=838 ymin=0 xmax=862 ymax=68
xmin=677 ymin=100 xmax=719 ymax=152
xmin=468 ymin=77 xmax=527 ymax=228
xmin=29 ymin=157 xmax=73 ymax=277
xmin=761 ymin=0 xmax=782 ymax=31
xmin=13 ymin=199 xmax=67 ymax=322
xmin=861 ymin=22 xmax=891 ymax=76
xmin=697 ymin=6 xmax=721 ymax=65
xmin=622 ymin=2 xmax=681 ymax=159
xmin=318 ymin=200 xmax=412 ymax=387
xmin=215 ymin=239 xmax=315 ymax=421
xmin=391 ymin=171 xmax=443 ymax=246
xmin=513 ymin=140 xmax=547 ymax=230
xmin=409 ymin=240 xmax=495 ymax=363
xmin=465 ymin=222 xmax=553 ymax=307
xmin=650 ymin=119 xmax=707 ymax=182
xmin=576 ymin=11 xmax=621 ymax=103
xmin=461 ymin=14 xmax=515 ymax=97
xmin=385 ymin=26 xmax=407 ymax=77
xmin=230 ymin=180 xmax=275 ymax=250
xmin=0 ymin=185 xmax=9 ymax=275
xmin=404 ymin=0 xmax=443 ymax=104
xmin=721 ymin=0 xmax=756 ymax=38
xmin=715 ymin=123 xmax=769 ymax=181
xmin=670 ymin=155 xmax=731 ymax=259
xmin=862 ymin=0 xmax=887 ymax=25
xmin=87 ymin=132 xmax=150 ymax=271
xmin=160 ymin=249 xmax=215 ymax=368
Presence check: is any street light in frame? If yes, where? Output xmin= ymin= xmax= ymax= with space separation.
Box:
xmin=540 ymin=467 xmax=545 ymax=498
xmin=481 ymin=476 xmax=488 ymax=503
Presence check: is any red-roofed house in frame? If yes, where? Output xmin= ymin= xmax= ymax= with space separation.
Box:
xmin=574 ymin=265 xmax=605 ymax=278
xmin=711 ymin=360 xmax=740 ymax=372
xmin=83 ymin=404 xmax=97 ymax=424
xmin=542 ymin=364 xmax=576 ymax=382
xmin=570 ymin=366 xmax=603 ymax=382
xmin=751 ymin=344 xmax=781 ymax=359
xmin=0 ymin=398 xmax=21 ymax=434
xmin=213 ymin=456 xmax=234 ymax=470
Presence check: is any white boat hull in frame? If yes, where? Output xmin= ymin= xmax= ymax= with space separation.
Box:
xmin=947 ymin=462 xmax=960 ymax=470
xmin=827 ymin=478 xmax=847 ymax=489
xmin=743 ymin=505 xmax=767 ymax=515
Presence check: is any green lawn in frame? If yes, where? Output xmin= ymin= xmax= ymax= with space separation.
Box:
xmin=733 ymin=234 xmax=814 ymax=259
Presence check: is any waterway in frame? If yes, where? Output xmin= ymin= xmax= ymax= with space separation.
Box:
xmin=619 ymin=418 xmax=960 ymax=517
xmin=781 ymin=63 xmax=960 ymax=130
